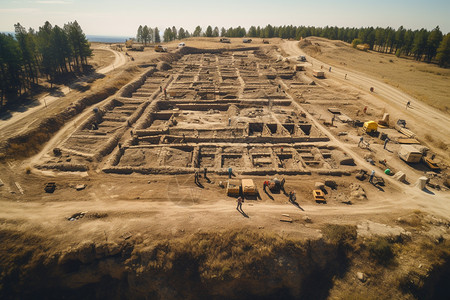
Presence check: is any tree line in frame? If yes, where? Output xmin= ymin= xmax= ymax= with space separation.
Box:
xmin=0 ymin=20 xmax=92 ymax=110
xmin=138 ymin=24 xmax=449 ymax=67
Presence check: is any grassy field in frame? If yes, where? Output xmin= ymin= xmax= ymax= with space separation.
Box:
xmin=299 ymin=37 xmax=450 ymax=113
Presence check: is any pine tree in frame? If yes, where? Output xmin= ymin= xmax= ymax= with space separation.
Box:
xmin=213 ymin=27 xmax=219 ymax=37
xmin=436 ymin=33 xmax=450 ymax=67
xmin=425 ymin=26 xmax=443 ymax=62
xmin=154 ymin=27 xmax=161 ymax=43
xmin=205 ymin=26 xmax=213 ymax=37
xmin=137 ymin=25 xmax=143 ymax=43
xmin=193 ymin=26 xmax=202 ymax=37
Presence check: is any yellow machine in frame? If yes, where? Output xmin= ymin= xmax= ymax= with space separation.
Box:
xmin=242 ymin=179 xmax=257 ymax=196
xmin=363 ymin=121 xmax=378 ymax=133
xmin=226 ymin=180 xmax=241 ymax=196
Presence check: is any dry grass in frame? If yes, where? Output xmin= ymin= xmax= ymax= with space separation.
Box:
xmin=300 ymin=37 xmax=450 ymax=113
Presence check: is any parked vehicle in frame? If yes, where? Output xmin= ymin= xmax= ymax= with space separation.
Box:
xmin=312 ymin=70 xmax=325 ymax=78
xmin=177 ymin=42 xmax=185 ymax=48
xmin=220 ymin=38 xmax=231 ymax=43
xmin=243 ymin=38 xmax=252 ymax=43
xmin=398 ymin=145 xmax=423 ymax=163
xmin=155 ymin=45 xmax=167 ymax=52
xmin=297 ymin=55 xmax=306 ymax=62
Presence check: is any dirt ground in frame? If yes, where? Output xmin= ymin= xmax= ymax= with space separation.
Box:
xmin=0 ymin=37 xmax=449 ymax=299
xmin=296 ymin=37 xmax=450 ymax=113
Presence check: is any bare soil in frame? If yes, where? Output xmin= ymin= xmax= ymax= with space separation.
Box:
xmin=0 ymin=37 xmax=449 ymax=299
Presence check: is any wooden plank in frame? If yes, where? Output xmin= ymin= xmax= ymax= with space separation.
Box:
xmin=397 ymin=138 xmax=420 ymax=144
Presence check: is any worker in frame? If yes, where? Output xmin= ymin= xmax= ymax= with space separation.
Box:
xmin=358 ymin=136 xmax=364 ymax=147
xmin=160 ymin=86 xmax=162 ymax=92
xmin=236 ymin=196 xmax=244 ymax=212
xmin=369 ymin=170 xmax=375 ymax=183
xmin=204 ymin=167 xmax=209 ymax=182
xmin=384 ymin=137 xmax=390 ymax=150
xmin=164 ymin=88 xmax=167 ymax=99
xmin=363 ymin=106 xmax=367 ymax=114
xmin=263 ymin=180 xmax=269 ymax=192
xmin=181 ymin=133 xmax=185 ymax=143
xmin=345 ymin=74 xmax=347 ymax=80
xmin=406 ymin=101 xmax=411 ymax=109
xmin=228 ymin=118 xmax=231 ymax=126
xmin=329 ymin=66 xmax=331 ymax=72
xmin=228 ymin=167 xmax=232 ymax=179
xmin=289 ymin=191 xmax=296 ymax=203
xmin=331 ymin=115 xmax=335 ymax=126
xmin=194 ymin=170 xmax=199 ymax=184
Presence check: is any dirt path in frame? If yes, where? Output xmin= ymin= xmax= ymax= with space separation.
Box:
xmin=281 ymin=41 xmax=450 ymax=141
xmin=281 ymin=40 xmax=450 ymax=217
xmin=0 ymin=46 xmax=127 ymax=133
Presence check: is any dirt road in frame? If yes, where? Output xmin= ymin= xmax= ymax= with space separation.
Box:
xmin=281 ymin=41 xmax=450 ymax=141
xmin=0 ymin=46 xmax=127 ymax=134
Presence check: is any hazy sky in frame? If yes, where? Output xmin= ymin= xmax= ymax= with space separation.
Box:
xmin=1 ymin=0 xmax=449 ymax=36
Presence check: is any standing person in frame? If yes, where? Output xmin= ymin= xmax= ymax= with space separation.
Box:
xmin=228 ymin=118 xmax=231 ymax=126
xmin=204 ymin=167 xmax=209 ymax=182
xmin=194 ymin=170 xmax=199 ymax=184
xmin=329 ymin=66 xmax=331 ymax=72
xmin=406 ymin=101 xmax=411 ymax=109
xmin=363 ymin=106 xmax=367 ymax=114
xmin=345 ymin=73 xmax=347 ymax=79
xmin=160 ymin=86 xmax=162 ymax=92
xmin=236 ymin=196 xmax=243 ymax=212
xmin=164 ymin=88 xmax=167 ymax=100
xmin=358 ymin=136 xmax=364 ymax=147
xmin=263 ymin=180 xmax=269 ymax=192
xmin=331 ymin=115 xmax=335 ymax=126
xmin=289 ymin=191 xmax=296 ymax=203
xmin=384 ymin=137 xmax=389 ymax=150
xmin=369 ymin=170 xmax=375 ymax=183
xmin=228 ymin=167 xmax=232 ymax=179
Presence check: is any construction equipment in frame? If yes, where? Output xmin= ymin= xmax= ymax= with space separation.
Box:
xmin=313 ymin=190 xmax=326 ymax=203
xmin=243 ymin=38 xmax=252 ymax=43
xmin=242 ymin=179 xmax=258 ymax=196
xmin=423 ymin=156 xmax=440 ymax=170
xmin=398 ymin=145 xmax=423 ymax=163
xmin=312 ymin=70 xmax=325 ymax=78
xmin=226 ymin=180 xmax=241 ymax=196
xmin=220 ymin=38 xmax=231 ymax=43
xmin=155 ymin=45 xmax=167 ymax=52
xmin=363 ymin=121 xmax=378 ymax=133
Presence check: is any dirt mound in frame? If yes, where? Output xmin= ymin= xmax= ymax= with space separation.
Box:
xmin=156 ymin=61 xmax=172 ymax=71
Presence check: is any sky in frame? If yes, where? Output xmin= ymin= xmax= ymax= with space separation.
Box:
xmin=1 ymin=0 xmax=449 ymax=37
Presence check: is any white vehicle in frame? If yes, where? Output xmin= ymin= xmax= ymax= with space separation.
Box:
xmin=177 ymin=42 xmax=185 ymax=48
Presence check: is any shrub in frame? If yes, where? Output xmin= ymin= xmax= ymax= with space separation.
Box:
xmin=322 ymin=224 xmax=357 ymax=246
xmin=368 ymin=237 xmax=394 ymax=265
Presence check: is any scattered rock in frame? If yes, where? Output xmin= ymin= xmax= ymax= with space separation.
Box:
xmin=75 ymin=184 xmax=86 ymax=191
xmin=303 ymin=216 xmax=312 ymax=223
xmin=349 ymin=184 xmax=366 ymax=201
xmin=325 ymin=180 xmax=337 ymax=189
xmin=357 ymin=272 xmax=366 ymax=282
xmin=68 ymin=212 xmax=86 ymax=221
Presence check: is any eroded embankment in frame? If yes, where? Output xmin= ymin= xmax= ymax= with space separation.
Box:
xmin=1 ymin=227 xmax=449 ymax=300
xmin=0 ymin=228 xmax=349 ymax=300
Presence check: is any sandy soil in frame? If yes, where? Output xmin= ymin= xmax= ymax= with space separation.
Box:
xmin=0 ymin=39 xmax=449 ymax=298
xmin=281 ymin=40 xmax=450 ymax=161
